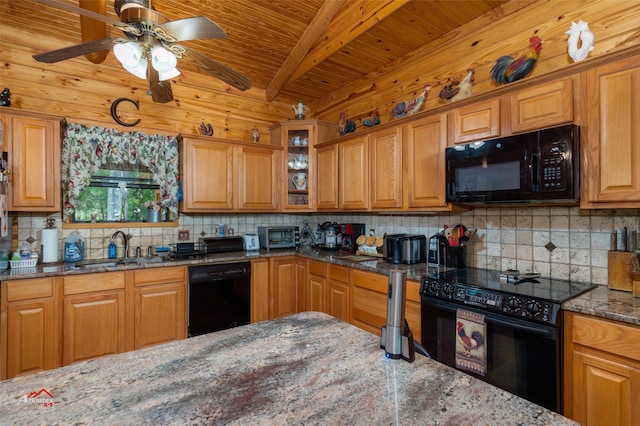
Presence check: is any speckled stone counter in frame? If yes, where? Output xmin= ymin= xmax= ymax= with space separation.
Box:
xmin=0 ymin=312 xmax=575 ymax=425
xmin=562 ymin=285 xmax=640 ymax=326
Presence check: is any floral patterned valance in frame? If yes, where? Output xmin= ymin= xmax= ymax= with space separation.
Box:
xmin=61 ymin=122 xmax=179 ymax=221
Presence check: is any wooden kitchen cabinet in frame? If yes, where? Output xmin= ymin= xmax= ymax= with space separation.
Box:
xmin=327 ymin=264 xmax=350 ymax=323
xmin=564 ymin=312 xmax=640 ymax=425
xmin=450 ymin=98 xmax=500 ymax=145
xmin=403 ymin=114 xmax=449 ymax=209
xmin=180 ymin=136 xmax=280 ymax=212
xmin=370 ymin=126 xmax=403 ymax=210
xmin=0 ymin=111 xmax=63 ymax=211
xmin=270 ymin=120 xmax=335 ymax=211
xmin=133 ymin=266 xmax=186 ymax=349
xmin=508 ymin=78 xmax=574 ymax=133
xmin=62 ymin=272 xmax=126 ymax=365
xmin=236 ymin=144 xmax=279 ymax=211
xmin=307 ymin=260 xmax=327 ymax=312
xmin=295 ymin=258 xmax=308 ymax=314
xmin=316 ymin=143 xmax=339 ymax=210
xmin=1 ymin=277 xmax=60 ymax=379
xmin=270 ymin=256 xmax=297 ymax=318
xmin=582 ymin=56 xmax=640 ymax=206
xmin=339 ymin=134 xmax=369 ymax=210
xmin=250 ymin=258 xmax=270 ymax=322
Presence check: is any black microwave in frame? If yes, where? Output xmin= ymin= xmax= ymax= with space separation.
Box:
xmin=445 ymin=124 xmax=579 ymax=205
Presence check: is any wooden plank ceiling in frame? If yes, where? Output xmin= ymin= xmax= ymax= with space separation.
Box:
xmin=2 ymin=0 xmax=508 ymax=103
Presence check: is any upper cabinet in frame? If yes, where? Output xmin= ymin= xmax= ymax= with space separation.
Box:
xmin=270 ymin=120 xmax=336 ymax=211
xmin=180 ymin=136 xmax=281 ymax=212
xmin=0 ymin=111 xmax=63 ymax=211
xmin=370 ymin=127 xmax=403 ymax=210
xmin=582 ymin=56 xmax=640 ymax=206
xmin=339 ymin=134 xmax=369 ymax=210
xmin=450 ymin=99 xmax=500 ymax=145
xmin=316 ymin=143 xmax=339 ymax=210
xmin=508 ymin=78 xmax=574 ymax=133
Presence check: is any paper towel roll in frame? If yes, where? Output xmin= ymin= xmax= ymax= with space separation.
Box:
xmin=42 ymin=228 xmax=59 ymax=263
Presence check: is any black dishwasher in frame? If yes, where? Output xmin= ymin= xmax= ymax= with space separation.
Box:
xmin=188 ymin=262 xmax=251 ymax=337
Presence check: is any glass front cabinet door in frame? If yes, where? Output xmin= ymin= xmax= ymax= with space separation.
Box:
xmin=270 ymin=120 xmax=335 ymax=211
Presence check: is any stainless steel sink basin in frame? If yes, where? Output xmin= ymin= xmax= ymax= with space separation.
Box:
xmin=74 ymin=260 xmax=123 ymax=269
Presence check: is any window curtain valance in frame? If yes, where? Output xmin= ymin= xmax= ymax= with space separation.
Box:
xmin=61 ymin=122 xmax=180 ymax=221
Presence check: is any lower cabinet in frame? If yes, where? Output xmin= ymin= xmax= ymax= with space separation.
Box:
xmin=1 ymin=277 xmax=60 ymax=379
xmin=271 ymin=256 xmax=298 ymax=318
xmin=133 ymin=267 xmax=186 ymax=349
xmin=250 ymin=258 xmax=270 ymax=322
xmin=327 ymin=264 xmax=350 ymax=322
xmin=307 ymin=260 xmax=327 ymax=312
xmin=62 ymin=272 xmax=126 ymax=365
xmin=564 ymin=312 xmax=640 ymax=425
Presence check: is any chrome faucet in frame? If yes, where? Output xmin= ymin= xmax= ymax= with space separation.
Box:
xmin=111 ymin=231 xmax=130 ymax=260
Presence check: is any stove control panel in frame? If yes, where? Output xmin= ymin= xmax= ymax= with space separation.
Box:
xmin=420 ymin=277 xmax=560 ymax=325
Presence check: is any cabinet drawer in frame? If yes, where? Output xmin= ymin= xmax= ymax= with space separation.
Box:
xmin=406 ymin=279 xmax=421 ymax=303
xmin=308 ymin=260 xmax=326 ymax=277
xmin=64 ymin=272 xmax=125 ymax=295
xmin=572 ymin=313 xmax=640 ymax=362
xmin=351 ymin=269 xmax=386 ymax=292
xmin=6 ymin=278 xmax=54 ymax=301
xmin=328 ymin=264 xmax=349 ymax=283
xmin=134 ymin=266 xmax=185 ymax=286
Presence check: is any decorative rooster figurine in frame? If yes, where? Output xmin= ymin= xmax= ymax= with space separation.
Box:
xmin=338 ymin=112 xmax=356 ymax=136
xmin=363 ymin=108 xmax=380 ymax=127
xmin=439 ymin=69 xmax=475 ymax=103
xmin=390 ymin=84 xmax=432 ymax=119
xmin=491 ymin=36 xmax=542 ymax=85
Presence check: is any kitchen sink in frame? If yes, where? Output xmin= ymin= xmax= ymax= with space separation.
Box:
xmin=74 ymin=256 xmax=173 ymax=269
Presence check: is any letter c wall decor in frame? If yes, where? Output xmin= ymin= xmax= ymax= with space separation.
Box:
xmin=111 ymin=97 xmax=141 ymax=127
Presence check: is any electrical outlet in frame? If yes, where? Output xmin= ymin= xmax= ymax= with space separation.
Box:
xmin=178 ymin=230 xmax=190 ymax=241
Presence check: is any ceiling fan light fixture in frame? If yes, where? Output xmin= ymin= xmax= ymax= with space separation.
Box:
xmin=151 ymin=45 xmax=177 ymax=72
xmin=123 ymin=58 xmax=148 ymax=79
xmin=113 ymin=41 xmax=144 ymax=68
xmin=159 ymin=68 xmax=181 ymax=81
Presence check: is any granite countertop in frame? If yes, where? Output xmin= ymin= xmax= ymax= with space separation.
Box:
xmin=0 ymin=312 xmax=576 ymax=425
xmin=2 ymin=248 xmax=638 ymax=326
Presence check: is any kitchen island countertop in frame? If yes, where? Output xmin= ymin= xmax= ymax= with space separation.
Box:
xmin=0 ymin=312 xmax=576 ymax=425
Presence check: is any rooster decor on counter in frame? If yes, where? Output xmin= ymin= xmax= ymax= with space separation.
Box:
xmin=338 ymin=111 xmax=356 ymax=136
xmin=390 ymin=84 xmax=432 ymax=120
xmin=0 ymin=88 xmax=11 ymax=107
xmin=490 ymin=36 xmax=542 ymax=85
xmin=438 ymin=69 xmax=475 ymax=103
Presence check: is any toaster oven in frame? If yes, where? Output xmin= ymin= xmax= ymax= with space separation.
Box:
xmin=257 ymin=226 xmax=299 ymax=250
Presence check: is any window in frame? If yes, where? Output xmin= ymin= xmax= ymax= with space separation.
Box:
xmin=61 ymin=122 xmax=180 ymax=224
xmin=72 ymin=164 xmax=162 ymax=223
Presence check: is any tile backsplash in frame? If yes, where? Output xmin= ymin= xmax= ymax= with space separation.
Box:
xmin=15 ymin=207 xmax=640 ymax=286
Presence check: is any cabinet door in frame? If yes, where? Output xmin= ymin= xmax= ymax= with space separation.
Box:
xmin=584 ymin=57 xmax=640 ymax=203
xmin=63 ymin=290 xmax=125 ymax=364
xmin=370 ymin=127 xmax=402 ymax=209
xmin=250 ymin=258 xmax=270 ymax=322
xmin=316 ymin=144 xmax=339 ymax=210
xmin=570 ymin=350 xmax=640 ymax=426
xmin=327 ymin=281 xmax=350 ymax=323
xmin=339 ymin=135 xmax=369 ymax=210
xmin=351 ymin=269 xmax=387 ymax=335
xmin=237 ymin=145 xmax=279 ymax=210
xmin=509 ymin=78 xmax=574 ymax=133
xmin=134 ymin=282 xmax=186 ymax=349
xmin=181 ymin=138 xmax=234 ymax=211
xmin=271 ymin=257 xmax=297 ymax=318
xmin=295 ymin=259 xmax=308 ymax=313
xmin=404 ymin=114 xmax=448 ymax=208
xmin=8 ymin=115 xmax=61 ymax=211
xmin=450 ymin=99 xmax=500 ymax=145
xmin=6 ymin=299 xmax=55 ymax=378
xmin=308 ymin=274 xmax=326 ymax=313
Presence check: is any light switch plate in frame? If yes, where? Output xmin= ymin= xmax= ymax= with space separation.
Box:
xmin=178 ymin=230 xmax=190 ymax=241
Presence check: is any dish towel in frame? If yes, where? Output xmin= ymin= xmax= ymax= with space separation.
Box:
xmin=455 ymin=308 xmax=487 ymax=376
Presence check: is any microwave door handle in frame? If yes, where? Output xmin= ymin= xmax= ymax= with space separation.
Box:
xmin=531 ymin=148 xmax=539 ymax=190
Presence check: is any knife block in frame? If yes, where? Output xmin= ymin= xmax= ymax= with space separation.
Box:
xmin=607 ymin=251 xmax=633 ymax=292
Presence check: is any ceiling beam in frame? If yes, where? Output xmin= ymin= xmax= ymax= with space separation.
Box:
xmin=277 ymin=0 xmax=410 ymax=100
xmin=265 ymin=0 xmax=345 ymax=102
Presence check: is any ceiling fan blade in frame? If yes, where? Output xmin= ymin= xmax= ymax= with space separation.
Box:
xmin=182 ymin=47 xmax=252 ymax=91
xmin=79 ymin=0 xmax=108 ymax=64
xmin=28 ymin=0 xmax=128 ymax=29
xmin=33 ymin=38 xmax=120 ymax=63
xmin=161 ymin=17 xmax=227 ymax=42
xmin=147 ymin=66 xmax=174 ymax=103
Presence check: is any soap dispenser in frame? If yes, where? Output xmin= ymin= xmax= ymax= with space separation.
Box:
xmin=108 ymin=238 xmax=117 ymax=259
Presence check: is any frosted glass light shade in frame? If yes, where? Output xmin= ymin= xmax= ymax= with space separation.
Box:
xmin=151 ymin=45 xmax=177 ymax=72
xmin=114 ymin=41 xmax=144 ymax=68
xmin=124 ymin=59 xmax=148 ymax=79
xmin=159 ymin=68 xmax=181 ymax=81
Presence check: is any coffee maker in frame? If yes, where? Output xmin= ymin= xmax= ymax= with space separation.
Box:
xmin=339 ymin=223 xmax=366 ymax=254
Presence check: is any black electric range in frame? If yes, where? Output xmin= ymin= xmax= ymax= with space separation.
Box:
xmin=421 ymin=267 xmax=597 ymax=326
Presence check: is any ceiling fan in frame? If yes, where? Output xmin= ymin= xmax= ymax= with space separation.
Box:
xmin=30 ymin=0 xmax=252 ymax=103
